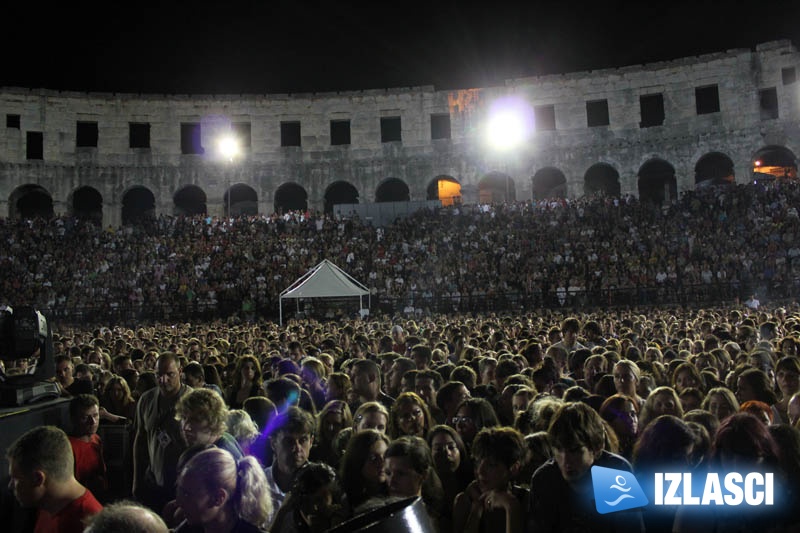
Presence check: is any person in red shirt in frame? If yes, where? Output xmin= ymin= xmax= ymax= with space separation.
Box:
xmin=68 ymin=394 xmax=108 ymax=502
xmin=7 ymin=425 xmax=103 ymax=533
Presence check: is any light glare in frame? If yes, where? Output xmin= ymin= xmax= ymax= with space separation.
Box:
xmin=218 ymin=135 xmax=240 ymax=160
xmin=488 ymin=112 xmax=525 ymax=150
xmin=485 ymin=97 xmax=533 ymax=151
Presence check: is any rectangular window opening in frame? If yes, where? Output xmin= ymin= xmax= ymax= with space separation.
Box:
xmin=759 ymin=87 xmax=779 ymax=120
xmin=380 ymin=116 xmax=402 ymax=142
xmin=280 ymin=121 xmax=301 ymax=147
xmin=26 ymin=131 xmax=43 ymax=160
xmin=640 ymin=93 xmax=665 ymax=128
xmin=695 ymin=85 xmax=720 ymax=115
xmin=534 ymin=105 xmax=556 ymax=131
xmin=782 ymin=67 xmax=796 ymax=85
xmin=232 ymin=122 xmax=251 ymax=149
xmin=181 ymin=123 xmax=204 ymax=154
xmin=76 ymin=121 xmax=98 ymax=148
xmin=6 ymin=114 xmax=21 ymax=129
xmin=430 ymin=113 xmax=451 ymax=139
xmin=129 ymin=122 xmax=151 ymax=148
xmin=586 ymin=100 xmax=610 ymax=127
xmin=330 ymin=120 xmax=351 ymax=145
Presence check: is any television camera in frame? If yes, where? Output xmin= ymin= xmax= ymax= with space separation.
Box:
xmin=0 ymin=305 xmax=60 ymax=406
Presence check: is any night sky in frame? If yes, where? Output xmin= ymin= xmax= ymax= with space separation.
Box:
xmin=3 ymin=1 xmax=799 ymax=95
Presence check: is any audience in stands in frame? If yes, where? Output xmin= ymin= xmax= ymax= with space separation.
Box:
xmin=6 ymin=181 xmax=800 ymax=531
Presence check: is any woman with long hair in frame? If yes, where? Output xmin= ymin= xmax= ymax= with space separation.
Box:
xmin=311 ymin=400 xmax=352 ymax=467
xmin=639 ymin=386 xmax=683 ymax=431
xmin=671 ymin=361 xmax=705 ymax=394
xmin=674 ymin=413 xmax=782 ymax=533
xmin=735 ymin=367 xmax=778 ymax=406
xmin=452 ymin=397 xmax=500 ymax=451
xmin=338 ymin=429 xmax=390 ymax=513
xmin=633 ymin=415 xmax=697 ymax=533
xmin=99 ymin=374 xmax=136 ymax=421
xmin=224 ymin=355 xmax=263 ymax=409
xmin=701 ymin=386 xmax=739 ymax=423
xmin=388 ymin=392 xmax=433 ymax=439
xmin=427 ymin=424 xmax=473 ymax=524
xmin=772 ymin=356 xmax=800 ymax=425
xmin=174 ymin=447 xmax=272 ymax=533
xmin=599 ymin=393 xmax=639 ymax=460
xmin=612 ymin=359 xmax=645 ymax=410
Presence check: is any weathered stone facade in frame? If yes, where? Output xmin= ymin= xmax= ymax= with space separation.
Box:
xmin=1 ymin=40 xmax=798 ymax=227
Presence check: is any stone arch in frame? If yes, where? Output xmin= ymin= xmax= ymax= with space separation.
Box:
xmin=752 ymin=145 xmax=797 ymax=180
xmin=375 ymin=178 xmax=410 ymax=203
xmin=426 ymin=175 xmax=462 ymax=206
xmin=69 ymin=186 xmax=103 ymax=224
xmin=638 ymin=158 xmax=677 ymax=205
xmin=478 ymin=172 xmax=516 ymax=203
xmin=583 ymin=163 xmax=620 ymax=197
xmin=532 ymin=167 xmax=567 ymax=200
xmin=121 ymin=186 xmax=156 ymax=225
xmin=324 ymin=181 xmax=360 ymax=214
xmin=9 ymin=184 xmax=54 ymax=220
xmin=224 ymin=183 xmax=258 ymax=217
xmin=173 ymin=184 xmax=207 ymax=216
xmin=695 ymin=151 xmax=735 ymax=186
xmin=274 ymin=182 xmax=308 ymax=213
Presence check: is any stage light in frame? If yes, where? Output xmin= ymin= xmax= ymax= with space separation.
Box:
xmin=486 ymin=97 xmax=534 ymax=151
xmin=218 ymin=135 xmax=240 ymax=161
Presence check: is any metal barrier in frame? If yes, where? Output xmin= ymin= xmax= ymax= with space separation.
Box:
xmin=97 ymin=422 xmax=134 ymax=501
xmin=33 ymin=279 xmax=799 ymax=325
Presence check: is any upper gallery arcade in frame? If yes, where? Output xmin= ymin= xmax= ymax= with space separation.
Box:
xmin=1 ymin=40 xmax=798 ymax=227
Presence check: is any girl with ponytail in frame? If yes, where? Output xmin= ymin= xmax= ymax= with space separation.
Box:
xmin=175 ymin=447 xmax=272 ymax=532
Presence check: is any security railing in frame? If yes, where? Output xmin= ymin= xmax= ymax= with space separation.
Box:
xmin=33 ymin=278 xmax=798 ymax=326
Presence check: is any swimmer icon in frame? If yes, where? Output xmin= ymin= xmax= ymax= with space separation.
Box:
xmin=591 ymin=466 xmax=649 ymax=514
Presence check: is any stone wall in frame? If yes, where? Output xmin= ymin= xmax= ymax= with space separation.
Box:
xmin=1 ymin=40 xmax=798 ymax=227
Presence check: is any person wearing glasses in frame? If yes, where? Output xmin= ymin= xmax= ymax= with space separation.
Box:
xmin=339 ymin=429 xmax=390 ymax=514
xmin=451 ymin=397 xmax=500 ymax=452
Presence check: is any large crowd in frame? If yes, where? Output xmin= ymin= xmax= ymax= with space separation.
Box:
xmin=3 ymin=179 xmax=800 ymax=532
xmin=2 ymin=180 xmax=800 ymax=323
xmin=3 ymin=303 xmax=800 ymax=532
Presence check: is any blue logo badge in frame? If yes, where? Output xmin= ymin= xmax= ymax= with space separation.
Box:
xmin=591 ymin=465 xmax=649 ymax=514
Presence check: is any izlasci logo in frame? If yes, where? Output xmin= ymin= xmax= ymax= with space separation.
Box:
xmin=591 ymin=466 xmax=776 ymax=514
xmin=591 ymin=466 xmax=649 ymax=514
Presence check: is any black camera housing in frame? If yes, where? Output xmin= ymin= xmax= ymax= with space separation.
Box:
xmin=0 ymin=306 xmax=57 ymax=404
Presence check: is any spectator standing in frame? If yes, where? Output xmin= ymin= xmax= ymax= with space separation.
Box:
xmin=133 ymin=352 xmax=190 ymax=513
xmin=68 ymin=394 xmax=108 ymax=503
xmin=7 ymin=426 xmax=103 ymax=533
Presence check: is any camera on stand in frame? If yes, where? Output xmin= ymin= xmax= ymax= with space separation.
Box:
xmin=0 ymin=305 xmax=61 ymax=406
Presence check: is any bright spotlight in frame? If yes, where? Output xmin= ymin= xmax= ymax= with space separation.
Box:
xmin=486 ymin=97 xmax=533 ymax=151
xmin=218 ymin=135 xmax=240 ymax=160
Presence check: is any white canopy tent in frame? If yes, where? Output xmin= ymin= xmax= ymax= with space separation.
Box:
xmin=279 ymin=259 xmax=370 ymax=325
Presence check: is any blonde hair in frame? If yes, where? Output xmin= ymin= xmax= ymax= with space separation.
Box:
xmin=227 ymin=409 xmax=260 ymax=449
xmin=175 ymin=388 xmax=229 ymax=437
xmin=181 ymin=447 xmax=271 ymax=526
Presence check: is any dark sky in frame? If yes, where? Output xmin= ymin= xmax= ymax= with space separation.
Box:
xmin=3 ymin=1 xmax=799 ymax=95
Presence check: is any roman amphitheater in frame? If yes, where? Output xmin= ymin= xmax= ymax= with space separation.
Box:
xmin=1 ymin=39 xmax=798 ymax=227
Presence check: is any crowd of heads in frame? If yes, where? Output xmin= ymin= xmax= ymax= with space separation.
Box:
xmin=2 ymin=179 xmax=800 ymax=323
xmin=5 ymin=298 xmax=800 ymax=532
xmin=4 ymin=179 xmax=800 ymax=531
